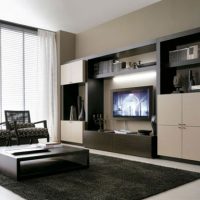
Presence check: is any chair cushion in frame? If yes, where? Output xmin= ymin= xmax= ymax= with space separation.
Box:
xmin=9 ymin=122 xmax=35 ymax=130
xmin=0 ymin=129 xmax=10 ymax=139
xmin=14 ymin=127 xmax=49 ymax=138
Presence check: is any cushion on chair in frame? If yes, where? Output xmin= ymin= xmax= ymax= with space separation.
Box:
xmin=9 ymin=122 xmax=35 ymax=130
xmin=0 ymin=129 xmax=10 ymax=139
xmin=15 ymin=127 xmax=49 ymax=138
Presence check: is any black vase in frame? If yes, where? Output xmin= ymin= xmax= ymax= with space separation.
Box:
xmin=70 ymin=105 xmax=77 ymax=120
xmin=77 ymin=96 xmax=82 ymax=117
xmin=78 ymin=100 xmax=85 ymax=121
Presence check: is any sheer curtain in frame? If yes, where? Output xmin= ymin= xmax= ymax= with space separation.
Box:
xmin=37 ymin=30 xmax=58 ymax=142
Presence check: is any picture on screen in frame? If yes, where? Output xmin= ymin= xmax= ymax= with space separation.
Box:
xmin=112 ymin=86 xmax=152 ymax=119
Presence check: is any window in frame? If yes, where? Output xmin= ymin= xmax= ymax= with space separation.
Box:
xmin=0 ymin=24 xmax=39 ymax=123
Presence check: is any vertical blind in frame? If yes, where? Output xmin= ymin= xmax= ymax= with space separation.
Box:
xmin=0 ymin=24 xmax=38 ymax=123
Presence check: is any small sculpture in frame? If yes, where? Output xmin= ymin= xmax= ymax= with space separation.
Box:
xmin=93 ymin=114 xmax=104 ymax=132
xmin=173 ymin=74 xmax=182 ymax=93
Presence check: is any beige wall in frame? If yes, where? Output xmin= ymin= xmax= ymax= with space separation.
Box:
xmin=76 ymin=0 xmax=200 ymax=58
xmin=56 ymin=31 xmax=76 ymax=65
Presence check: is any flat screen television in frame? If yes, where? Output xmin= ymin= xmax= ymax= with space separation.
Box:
xmin=112 ymin=86 xmax=153 ymax=120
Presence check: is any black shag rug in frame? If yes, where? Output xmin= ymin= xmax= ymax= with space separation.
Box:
xmin=0 ymin=153 xmax=199 ymax=200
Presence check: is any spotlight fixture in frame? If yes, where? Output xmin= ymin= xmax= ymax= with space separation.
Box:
xmin=113 ymin=59 xmax=120 ymax=65
xmin=113 ymin=71 xmax=156 ymax=83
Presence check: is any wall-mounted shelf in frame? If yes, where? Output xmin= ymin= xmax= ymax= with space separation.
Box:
xmin=94 ymin=64 xmax=157 ymax=79
xmin=169 ymin=58 xmax=200 ymax=68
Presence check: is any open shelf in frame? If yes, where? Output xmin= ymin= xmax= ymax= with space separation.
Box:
xmin=158 ymin=27 xmax=200 ymax=94
xmin=169 ymin=58 xmax=200 ymax=68
xmin=94 ymin=64 xmax=157 ymax=79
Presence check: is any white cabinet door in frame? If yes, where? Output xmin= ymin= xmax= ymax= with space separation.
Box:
xmin=61 ymin=60 xmax=85 ymax=85
xmin=182 ymin=93 xmax=200 ymax=126
xmin=182 ymin=126 xmax=200 ymax=161
xmin=61 ymin=120 xmax=84 ymax=144
xmin=158 ymin=125 xmax=182 ymax=158
xmin=61 ymin=63 xmax=71 ymax=85
xmin=157 ymin=93 xmax=200 ymax=161
xmin=71 ymin=60 xmax=85 ymax=83
xmin=157 ymin=94 xmax=182 ymax=126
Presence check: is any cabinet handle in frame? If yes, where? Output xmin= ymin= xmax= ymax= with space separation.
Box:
xmin=182 ymin=124 xmax=186 ymax=129
xmin=178 ymin=123 xmax=186 ymax=129
xmin=178 ymin=123 xmax=182 ymax=128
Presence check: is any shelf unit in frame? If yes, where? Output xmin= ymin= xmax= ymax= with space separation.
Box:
xmin=157 ymin=27 xmax=200 ymax=94
xmin=61 ymin=60 xmax=86 ymax=145
xmin=94 ymin=64 xmax=156 ymax=79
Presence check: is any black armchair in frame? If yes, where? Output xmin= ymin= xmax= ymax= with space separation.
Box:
xmin=0 ymin=122 xmax=10 ymax=146
xmin=5 ymin=110 xmax=49 ymax=145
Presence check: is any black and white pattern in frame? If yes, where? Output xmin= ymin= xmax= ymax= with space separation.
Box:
xmin=0 ymin=129 xmax=10 ymax=139
xmin=16 ymin=127 xmax=49 ymax=138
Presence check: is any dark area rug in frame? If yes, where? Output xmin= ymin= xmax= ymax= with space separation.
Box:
xmin=0 ymin=153 xmax=199 ymax=200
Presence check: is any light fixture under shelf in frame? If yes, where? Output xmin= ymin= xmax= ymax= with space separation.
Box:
xmin=113 ymin=71 xmax=156 ymax=83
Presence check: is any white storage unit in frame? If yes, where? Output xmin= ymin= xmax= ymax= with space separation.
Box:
xmin=157 ymin=93 xmax=200 ymax=161
xmin=61 ymin=120 xmax=84 ymax=144
xmin=60 ymin=59 xmax=86 ymax=144
xmin=61 ymin=60 xmax=85 ymax=85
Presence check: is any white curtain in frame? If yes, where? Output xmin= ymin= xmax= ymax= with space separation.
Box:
xmin=38 ymin=29 xmax=58 ymax=142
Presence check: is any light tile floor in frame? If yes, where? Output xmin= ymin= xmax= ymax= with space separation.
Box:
xmin=0 ymin=146 xmax=200 ymax=200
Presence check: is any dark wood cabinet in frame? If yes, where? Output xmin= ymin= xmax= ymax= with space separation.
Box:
xmin=113 ymin=134 xmax=157 ymax=158
xmin=83 ymin=131 xmax=113 ymax=152
xmin=83 ymin=131 xmax=157 ymax=158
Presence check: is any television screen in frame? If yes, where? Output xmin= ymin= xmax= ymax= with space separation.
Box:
xmin=112 ymin=86 xmax=153 ymax=120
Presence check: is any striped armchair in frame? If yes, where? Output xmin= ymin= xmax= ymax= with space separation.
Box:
xmin=0 ymin=122 xmax=10 ymax=146
xmin=5 ymin=110 xmax=49 ymax=145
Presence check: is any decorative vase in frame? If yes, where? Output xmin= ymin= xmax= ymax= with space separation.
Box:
xmin=77 ymin=96 xmax=82 ymax=118
xmin=78 ymin=100 xmax=85 ymax=121
xmin=70 ymin=105 xmax=77 ymax=120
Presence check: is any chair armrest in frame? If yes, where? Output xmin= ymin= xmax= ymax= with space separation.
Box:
xmin=0 ymin=122 xmax=6 ymax=129
xmin=33 ymin=120 xmax=47 ymax=128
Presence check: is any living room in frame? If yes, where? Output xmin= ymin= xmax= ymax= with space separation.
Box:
xmin=0 ymin=0 xmax=200 ymax=199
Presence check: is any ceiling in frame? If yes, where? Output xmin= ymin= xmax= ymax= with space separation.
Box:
xmin=0 ymin=0 xmax=161 ymax=33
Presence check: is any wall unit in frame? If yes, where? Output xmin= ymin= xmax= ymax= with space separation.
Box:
xmin=157 ymin=93 xmax=200 ymax=161
xmin=61 ymin=59 xmax=86 ymax=145
xmin=60 ymin=27 xmax=200 ymax=161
